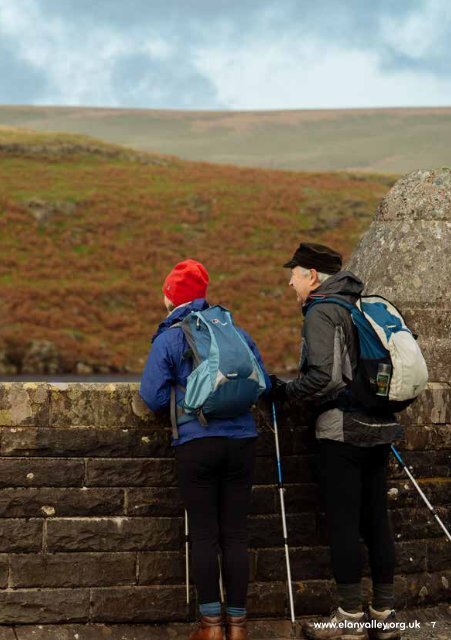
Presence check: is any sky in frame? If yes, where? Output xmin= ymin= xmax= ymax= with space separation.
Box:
xmin=0 ymin=0 xmax=450 ymax=110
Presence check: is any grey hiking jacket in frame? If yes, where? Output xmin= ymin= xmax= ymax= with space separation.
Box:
xmin=286 ymin=271 xmax=403 ymax=446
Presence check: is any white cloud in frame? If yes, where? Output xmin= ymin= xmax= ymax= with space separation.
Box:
xmin=194 ymin=35 xmax=451 ymax=109
xmin=0 ymin=0 xmax=450 ymax=109
xmin=0 ymin=0 xmax=180 ymax=106
xmin=381 ymin=0 xmax=450 ymax=61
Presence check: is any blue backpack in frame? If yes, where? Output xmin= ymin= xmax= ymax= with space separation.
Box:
xmin=170 ymin=305 xmax=267 ymax=437
xmin=308 ymin=295 xmax=428 ymax=413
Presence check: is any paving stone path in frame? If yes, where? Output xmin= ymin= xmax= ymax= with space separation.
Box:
xmin=1 ymin=605 xmax=449 ymax=640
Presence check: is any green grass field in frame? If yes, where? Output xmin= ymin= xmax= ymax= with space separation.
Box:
xmin=0 ymin=105 xmax=450 ymax=173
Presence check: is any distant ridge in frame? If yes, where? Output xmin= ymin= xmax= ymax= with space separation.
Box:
xmin=0 ymin=105 xmax=450 ymax=173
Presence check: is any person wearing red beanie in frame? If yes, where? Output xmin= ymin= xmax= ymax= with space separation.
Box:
xmin=163 ymin=259 xmax=209 ymax=310
xmin=140 ymin=260 xmax=271 ymax=640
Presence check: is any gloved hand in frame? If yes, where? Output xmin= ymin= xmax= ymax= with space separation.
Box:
xmin=269 ymin=374 xmax=288 ymax=403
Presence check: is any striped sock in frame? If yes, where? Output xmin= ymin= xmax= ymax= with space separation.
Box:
xmin=199 ymin=601 xmax=221 ymax=617
xmin=226 ymin=606 xmax=246 ymax=617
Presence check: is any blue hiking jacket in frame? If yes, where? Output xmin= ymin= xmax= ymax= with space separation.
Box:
xmin=140 ymin=298 xmax=271 ymax=446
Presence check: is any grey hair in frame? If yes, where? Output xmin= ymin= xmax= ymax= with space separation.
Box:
xmin=299 ymin=266 xmax=332 ymax=284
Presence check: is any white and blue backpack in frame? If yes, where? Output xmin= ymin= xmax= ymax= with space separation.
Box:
xmin=170 ymin=305 xmax=267 ymax=437
xmin=309 ymin=295 xmax=429 ymax=413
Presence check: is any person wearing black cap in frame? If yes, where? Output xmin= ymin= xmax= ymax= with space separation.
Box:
xmin=270 ymin=243 xmax=402 ymax=640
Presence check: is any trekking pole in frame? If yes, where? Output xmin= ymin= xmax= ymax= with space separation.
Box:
xmin=218 ymin=556 xmax=225 ymax=603
xmin=272 ymin=402 xmax=296 ymax=632
xmin=391 ymin=445 xmax=451 ymax=542
xmin=184 ymin=510 xmax=190 ymax=610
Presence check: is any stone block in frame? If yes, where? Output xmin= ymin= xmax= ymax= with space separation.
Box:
xmin=399 ymin=384 xmax=450 ymax=426
xmin=255 ymin=546 xmax=332 ymax=582
xmin=390 ymin=507 xmax=450 ymax=541
xmin=402 ymin=308 xmax=451 ymax=341
xmin=386 ymin=479 xmax=451 ymax=509
xmin=427 ymin=539 xmax=451 ymax=572
xmin=388 ymin=450 xmax=450 ymax=480
xmin=0 ymin=588 xmax=90 ymax=623
xmin=284 ymin=484 xmax=320 ymax=513
xmin=90 ymin=586 xmax=187 ymax=622
xmin=126 ymin=488 xmax=183 ymax=517
xmin=138 ymin=551 xmax=185 ymax=585
xmin=0 ymin=488 xmax=124 ymax=517
xmin=0 ymin=519 xmax=42 ymax=552
xmin=404 ymin=570 xmax=451 ymax=607
xmin=249 ymin=514 xmax=316 ymax=548
xmin=9 ymin=552 xmax=136 ymax=588
xmin=416 ymin=339 xmax=451 ymax=382
xmin=0 ymin=458 xmax=85 ymax=487
xmin=13 ymin=625 xmax=177 ymax=640
xmin=394 ymin=540 xmax=428 ymax=574
xmin=49 ymin=383 xmax=163 ymax=428
xmin=293 ymin=579 xmax=333 ymax=615
xmin=403 ymin=425 xmax=451 ymax=451
xmin=254 ymin=455 xmax=315 ymax=485
xmin=0 ymin=554 xmax=8 ymax=588
xmin=254 ymin=400 xmax=310 ymax=431
xmin=250 ymin=486 xmax=276 ymax=515
xmin=0 ymin=383 xmax=49 ymax=427
xmin=0 ymin=427 xmax=172 ymax=458
xmin=86 ymin=458 xmax=176 ymax=487
xmin=256 ymin=430 xmax=296 ymax=456
xmin=46 ymin=517 xmax=182 ymax=552
xmin=247 ymin=581 xmax=287 ymax=617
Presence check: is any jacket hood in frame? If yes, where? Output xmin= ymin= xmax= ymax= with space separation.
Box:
xmin=303 ymin=270 xmax=364 ymax=314
xmin=152 ymin=298 xmax=209 ymax=342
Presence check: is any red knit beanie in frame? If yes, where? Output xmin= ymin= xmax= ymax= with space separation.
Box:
xmin=162 ymin=259 xmax=209 ymax=307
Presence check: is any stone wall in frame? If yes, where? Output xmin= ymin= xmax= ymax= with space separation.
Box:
xmin=0 ymin=168 xmax=449 ymax=624
xmin=0 ymin=382 xmax=448 ymax=624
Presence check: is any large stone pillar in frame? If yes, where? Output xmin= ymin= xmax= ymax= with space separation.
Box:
xmin=347 ymin=168 xmax=450 ymax=383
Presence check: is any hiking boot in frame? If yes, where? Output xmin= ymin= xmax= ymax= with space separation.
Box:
xmin=302 ymin=607 xmax=368 ymax=640
xmin=189 ymin=615 xmax=224 ymax=640
xmin=368 ymin=605 xmax=401 ymax=640
xmin=226 ymin=614 xmax=248 ymax=640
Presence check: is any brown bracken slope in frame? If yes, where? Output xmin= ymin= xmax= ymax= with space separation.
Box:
xmin=0 ymin=128 xmax=396 ymax=374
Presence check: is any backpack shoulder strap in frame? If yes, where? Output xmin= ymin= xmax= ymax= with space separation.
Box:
xmin=168 ymin=321 xmax=186 ymax=440
xmin=306 ymin=296 xmax=357 ymax=315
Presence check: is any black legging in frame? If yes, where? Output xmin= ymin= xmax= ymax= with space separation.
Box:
xmin=318 ymin=439 xmax=395 ymax=585
xmin=175 ymin=436 xmax=257 ymax=608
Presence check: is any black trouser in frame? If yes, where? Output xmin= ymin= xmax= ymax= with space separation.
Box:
xmin=318 ymin=439 xmax=395 ymax=586
xmin=175 ymin=436 xmax=257 ymax=608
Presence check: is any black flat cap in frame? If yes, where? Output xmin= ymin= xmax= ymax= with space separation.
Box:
xmin=283 ymin=242 xmax=342 ymax=274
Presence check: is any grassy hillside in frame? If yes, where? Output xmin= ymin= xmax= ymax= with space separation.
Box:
xmin=0 ymin=105 xmax=450 ymax=173
xmin=0 ymin=127 xmax=395 ymax=375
